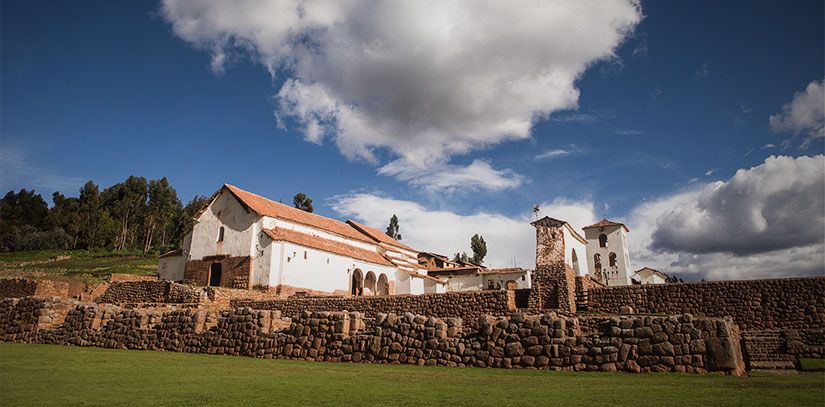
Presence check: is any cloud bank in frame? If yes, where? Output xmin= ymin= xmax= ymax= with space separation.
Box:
xmin=161 ymin=0 xmax=642 ymax=191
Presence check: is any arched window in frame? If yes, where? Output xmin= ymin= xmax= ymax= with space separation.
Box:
xmin=598 ymin=233 xmax=608 ymax=248
xmin=377 ymin=274 xmax=389 ymax=296
xmin=217 ymin=226 xmax=225 ymax=242
xmin=609 ymin=252 xmax=617 ymax=267
xmin=364 ymin=271 xmax=377 ymax=296
xmin=594 ymin=254 xmax=602 ymax=272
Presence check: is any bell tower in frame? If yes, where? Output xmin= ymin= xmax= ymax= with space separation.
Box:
xmin=530 ymin=216 xmax=576 ymax=312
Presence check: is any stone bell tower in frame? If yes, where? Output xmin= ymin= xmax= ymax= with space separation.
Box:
xmin=529 ymin=216 xmax=576 ymax=312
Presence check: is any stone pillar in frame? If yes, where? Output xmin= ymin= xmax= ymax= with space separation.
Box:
xmin=529 ymin=217 xmax=576 ymax=312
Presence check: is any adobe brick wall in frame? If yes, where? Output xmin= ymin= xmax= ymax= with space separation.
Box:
xmin=0 ymin=278 xmax=69 ymax=299
xmin=184 ymin=256 xmax=251 ymax=289
xmin=232 ymin=290 xmax=516 ymax=320
xmin=0 ymin=297 xmax=745 ymax=375
xmin=588 ymin=277 xmax=825 ymax=331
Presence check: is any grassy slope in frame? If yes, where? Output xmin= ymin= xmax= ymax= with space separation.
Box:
xmin=1 ymin=343 xmax=823 ymax=406
xmin=0 ymin=250 xmax=156 ymax=283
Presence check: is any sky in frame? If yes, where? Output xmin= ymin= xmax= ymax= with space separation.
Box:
xmin=2 ymin=0 xmax=823 ymax=280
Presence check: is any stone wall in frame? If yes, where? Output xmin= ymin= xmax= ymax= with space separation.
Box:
xmin=232 ymin=290 xmax=515 ymax=320
xmin=109 ymin=274 xmax=158 ymax=282
xmin=0 ymin=278 xmax=69 ymax=299
xmin=0 ymin=297 xmax=745 ymax=375
xmin=96 ymin=281 xmax=206 ymax=305
xmin=184 ymin=255 xmax=251 ymax=289
xmin=588 ymin=277 xmax=825 ymax=331
xmin=529 ymin=218 xmax=575 ymax=312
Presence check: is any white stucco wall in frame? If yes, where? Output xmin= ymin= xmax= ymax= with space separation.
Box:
xmin=481 ymin=271 xmax=530 ymax=290
xmin=158 ymin=256 xmax=185 ymax=282
xmin=262 ymin=217 xmax=376 ymax=252
xmin=584 ymin=225 xmax=632 ymax=286
xmin=640 ymin=273 xmax=666 ymax=285
xmin=189 ymin=190 xmax=260 ymax=260
xmin=563 ymin=228 xmax=588 ymax=277
xmin=446 ymin=274 xmax=482 ymax=292
xmin=270 ymin=241 xmax=395 ymax=294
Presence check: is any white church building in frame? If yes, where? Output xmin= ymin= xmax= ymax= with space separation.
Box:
xmin=158 ymin=184 xmax=444 ymax=296
xmin=583 ymin=218 xmax=633 ymax=286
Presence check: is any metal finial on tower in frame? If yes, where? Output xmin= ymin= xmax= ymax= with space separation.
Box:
xmin=532 ymin=204 xmax=540 ymax=220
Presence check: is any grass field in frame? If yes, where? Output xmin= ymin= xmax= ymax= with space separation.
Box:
xmin=1 ymin=343 xmax=823 ymax=406
xmin=0 ymin=250 xmax=156 ymax=283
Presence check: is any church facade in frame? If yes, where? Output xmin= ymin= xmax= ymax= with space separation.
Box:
xmin=158 ymin=184 xmax=443 ymax=296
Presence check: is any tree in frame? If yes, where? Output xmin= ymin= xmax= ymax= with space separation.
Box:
xmin=453 ymin=252 xmax=470 ymax=263
xmin=665 ymin=273 xmax=684 ymax=284
xmin=471 ymin=234 xmax=487 ymax=265
xmin=77 ymin=181 xmax=102 ymax=249
xmin=293 ymin=193 xmax=314 ymax=213
xmin=385 ymin=214 xmax=402 ymax=240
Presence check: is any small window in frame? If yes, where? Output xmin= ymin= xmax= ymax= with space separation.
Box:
xmin=609 ymin=252 xmax=617 ymax=267
xmin=594 ymin=254 xmax=602 ymax=272
xmin=304 ymin=251 xmax=308 ymax=260
xmin=327 ymin=258 xmax=330 ymax=264
xmin=598 ymin=233 xmax=608 ymax=248
xmin=521 ymin=275 xmax=526 ymax=281
xmin=218 ymin=226 xmax=225 ymax=242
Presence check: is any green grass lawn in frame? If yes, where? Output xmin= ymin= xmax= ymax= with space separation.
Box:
xmin=0 ymin=250 xmax=156 ymax=283
xmin=1 ymin=343 xmax=823 ymax=406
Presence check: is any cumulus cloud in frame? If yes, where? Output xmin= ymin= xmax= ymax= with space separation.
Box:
xmin=331 ymin=193 xmax=595 ymax=269
xmin=161 ymin=0 xmax=642 ymax=191
xmin=626 ymin=156 xmax=825 ymax=281
xmin=770 ymin=79 xmax=825 ymax=149
xmin=650 ymin=155 xmax=824 ymax=256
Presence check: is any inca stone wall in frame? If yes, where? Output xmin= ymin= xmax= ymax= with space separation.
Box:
xmin=0 ymin=296 xmax=746 ymax=375
xmin=96 ymin=281 xmax=206 ymax=305
xmin=588 ymin=277 xmax=825 ymax=331
xmin=0 ymin=278 xmax=69 ymax=299
xmin=232 ymin=290 xmax=515 ymax=320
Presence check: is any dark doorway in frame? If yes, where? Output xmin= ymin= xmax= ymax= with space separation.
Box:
xmin=209 ymin=263 xmax=222 ymax=287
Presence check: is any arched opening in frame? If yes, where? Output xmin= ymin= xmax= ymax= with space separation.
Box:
xmin=598 ymin=233 xmax=608 ymax=248
xmin=594 ymin=254 xmax=602 ymax=280
xmin=217 ymin=226 xmax=225 ymax=242
xmin=571 ymin=249 xmax=580 ymax=274
xmin=364 ymin=271 xmax=377 ymax=296
xmin=209 ymin=263 xmax=222 ymax=287
xmin=351 ymin=269 xmax=363 ymax=296
xmin=609 ymin=252 xmax=617 ymax=267
xmin=377 ymin=273 xmax=389 ymax=296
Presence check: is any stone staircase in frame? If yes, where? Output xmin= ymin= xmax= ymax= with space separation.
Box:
xmin=742 ymin=330 xmax=797 ymax=370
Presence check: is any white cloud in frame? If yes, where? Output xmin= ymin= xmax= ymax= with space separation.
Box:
xmin=161 ymin=0 xmax=642 ymax=191
xmin=770 ymin=79 xmax=825 ymax=149
xmin=534 ymin=149 xmax=571 ymax=160
xmin=0 ymin=143 xmax=85 ymax=194
xmin=331 ymin=193 xmax=595 ymax=268
xmin=377 ymin=159 xmax=523 ymax=193
xmin=693 ymin=62 xmax=709 ymax=79
xmin=704 ymin=168 xmax=717 ymax=176
xmin=762 ymin=144 xmax=776 ymax=149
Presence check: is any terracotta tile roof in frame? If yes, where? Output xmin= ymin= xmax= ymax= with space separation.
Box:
xmin=262 ymin=228 xmax=394 ymax=267
xmin=223 ymin=184 xmax=374 ymax=244
xmin=583 ymin=218 xmax=630 ymax=232
xmin=427 ymin=266 xmax=484 ymax=276
xmin=480 ymin=267 xmax=529 ymax=275
xmin=346 ymin=220 xmax=418 ymax=253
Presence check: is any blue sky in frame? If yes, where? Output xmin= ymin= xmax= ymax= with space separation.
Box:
xmin=2 ymin=1 xmax=823 ymax=279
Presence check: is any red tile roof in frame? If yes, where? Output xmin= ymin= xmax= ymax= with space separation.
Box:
xmin=262 ymin=228 xmax=394 ymax=267
xmin=346 ymin=220 xmax=417 ymax=253
xmin=583 ymin=218 xmax=630 ymax=232
xmin=480 ymin=268 xmax=529 ymax=275
xmin=224 ymin=184 xmax=375 ymax=244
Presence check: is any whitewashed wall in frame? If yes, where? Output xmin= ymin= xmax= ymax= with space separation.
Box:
xmin=158 ymin=256 xmax=185 ymax=281
xmin=563 ymin=228 xmax=588 ymax=277
xmin=189 ymin=190 xmax=259 ymax=260
xmin=481 ymin=271 xmax=530 ymax=290
xmin=584 ymin=226 xmax=632 ymax=286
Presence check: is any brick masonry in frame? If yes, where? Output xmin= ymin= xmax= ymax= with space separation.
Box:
xmin=0 ymin=297 xmax=746 ymax=375
xmin=588 ymin=277 xmax=825 ymax=331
